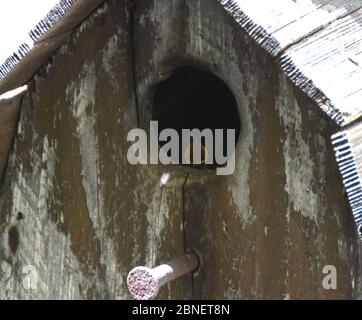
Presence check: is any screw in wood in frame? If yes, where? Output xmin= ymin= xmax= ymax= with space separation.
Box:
xmin=127 ymin=250 xmax=199 ymax=300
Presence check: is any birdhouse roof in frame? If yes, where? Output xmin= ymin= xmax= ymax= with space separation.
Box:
xmin=1 ymin=0 xmax=362 ymax=126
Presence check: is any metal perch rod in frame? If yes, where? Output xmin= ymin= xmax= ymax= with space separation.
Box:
xmin=127 ymin=250 xmax=199 ymax=300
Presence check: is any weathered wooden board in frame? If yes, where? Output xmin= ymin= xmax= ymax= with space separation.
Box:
xmin=332 ymin=122 xmax=362 ymax=239
xmin=0 ymin=0 xmax=360 ymax=299
xmin=2 ymin=0 xmax=362 ymax=127
xmin=220 ymin=0 xmax=362 ymax=53
xmin=0 ymin=0 xmax=105 ymax=97
xmin=0 ymin=87 xmax=26 ymax=181
xmin=0 ymin=1 xmax=189 ymax=299
xmin=219 ymin=0 xmax=362 ymax=125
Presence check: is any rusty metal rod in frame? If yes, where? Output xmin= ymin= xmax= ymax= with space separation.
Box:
xmin=127 ymin=250 xmax=199 ymax=300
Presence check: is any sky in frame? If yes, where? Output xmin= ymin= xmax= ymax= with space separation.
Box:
xmin=0 ymin=0 xmax=59 ymax=64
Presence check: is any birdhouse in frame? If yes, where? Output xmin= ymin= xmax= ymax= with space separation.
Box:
xmin=0 ymin=0 xmax=361 ymax=299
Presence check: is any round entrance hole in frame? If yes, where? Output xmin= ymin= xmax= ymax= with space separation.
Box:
xmin=153 ymin=66 xmax=240 ymax=169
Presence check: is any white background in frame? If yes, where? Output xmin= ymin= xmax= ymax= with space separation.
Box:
xmin=0 ymin=0 xmax=59 ymax=64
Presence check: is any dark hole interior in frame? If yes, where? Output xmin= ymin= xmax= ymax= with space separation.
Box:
xmin=153 ymin=66 xmax=241 ymax=168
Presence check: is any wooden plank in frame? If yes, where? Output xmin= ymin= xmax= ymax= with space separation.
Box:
xmin=138 ymin=0 xmax=362 ymax=299
xmin=219 ymin=0 xmax=362 ymax=125
xmin=0 ymin=0 xmax=360 ymax=300
xmin=281 ymin=7 xmax=362 ymax=125
xmin=271 ymin=0 xmax=362 ymax=51
xmin=0 ymin=0 xmax=106 ymax=96
xmin=0 ymin=87 xmax=26 ymax=180
xmin=0 ymin=1 xmax=189 ymax=299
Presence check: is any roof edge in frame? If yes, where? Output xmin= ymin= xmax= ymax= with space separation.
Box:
xmin=0 ymin=0 xmax=105 ymax=96
xmin=219 ymin=0 xmax=345 ymax=126
xmin=0 ymin=0 xmax=76 ymax=82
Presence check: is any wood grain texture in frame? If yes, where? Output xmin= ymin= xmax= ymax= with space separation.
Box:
xmin=0 ymin=89 xmax=25 ymax=181
xmin=219 ymin=0 xmax=362 ymax=125
xmin=332 ymin=120 xmax=362 ymax=239
xmin=0 ymin=0 xmax=106 ymax=96
xmin=0 ymin=0 xmax=360 ymax=299
xmin=281 ymin=5 xmax=362 ymax=125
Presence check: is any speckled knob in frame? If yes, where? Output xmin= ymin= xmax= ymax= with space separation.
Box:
xmin=127 ymin=251 xmax=199 ymax=300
